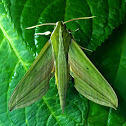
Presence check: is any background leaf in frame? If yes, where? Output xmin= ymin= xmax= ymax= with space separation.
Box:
xmin=0 ymin=0 xmax=126 ymax=125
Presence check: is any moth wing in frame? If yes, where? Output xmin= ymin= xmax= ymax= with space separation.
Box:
xmin=68 ymin=39 xmax=118 ymax=109
xmin=9 ymin=41 xmax=54 ymax=111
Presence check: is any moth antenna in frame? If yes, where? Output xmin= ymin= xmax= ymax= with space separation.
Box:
xmin=64 ymin=16 xmax=95 ymax=24
xmin=26 ymin=23 xmax=56 ymax=29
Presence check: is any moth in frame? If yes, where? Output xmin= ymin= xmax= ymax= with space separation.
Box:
xmin=9 ymin=17 xmax=118 ymax=113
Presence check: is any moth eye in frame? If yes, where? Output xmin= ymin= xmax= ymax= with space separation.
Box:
xmin=87 ymin=68 xmax=89 ymax=69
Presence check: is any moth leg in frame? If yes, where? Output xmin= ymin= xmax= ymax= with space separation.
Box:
xmin=69 ymin=67 xmax=74 ymax=78
xmin=35 ymin=31 xmax=51 ymax=36
xmin=50 ymin=66 xmax=55 ymax=79
xmin=68 ymin=28 xmax=79 ymax=33
xmin=79 ymin=45 xmax=93 ymax=52
xmin=72 ymin=28 xmax=79 ymax=32
xmin=55 ymin=79 xmax=57 ymax=85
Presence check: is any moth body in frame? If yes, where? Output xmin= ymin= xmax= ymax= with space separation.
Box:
xmin=51 ymin=21 xmax=71 ymax=112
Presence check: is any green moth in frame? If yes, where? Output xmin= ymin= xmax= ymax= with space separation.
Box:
xmin=9 ymin=17 xmax=118 ymax=112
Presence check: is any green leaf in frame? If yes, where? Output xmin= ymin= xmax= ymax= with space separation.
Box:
xmin=89 ymin=22 xmax=126 ymax=126
xmin=0 ymin=0 xmax=126 ymax=125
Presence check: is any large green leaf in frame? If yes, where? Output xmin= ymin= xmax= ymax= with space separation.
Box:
xmin=0 ymin=0 xmax=126 ymax=125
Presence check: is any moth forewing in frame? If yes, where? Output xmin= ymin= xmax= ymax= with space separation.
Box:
xmin=68 ymin=39 xmax=118 ymax=109
xmin=9 ymin=41 xmax=54 ymax=111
